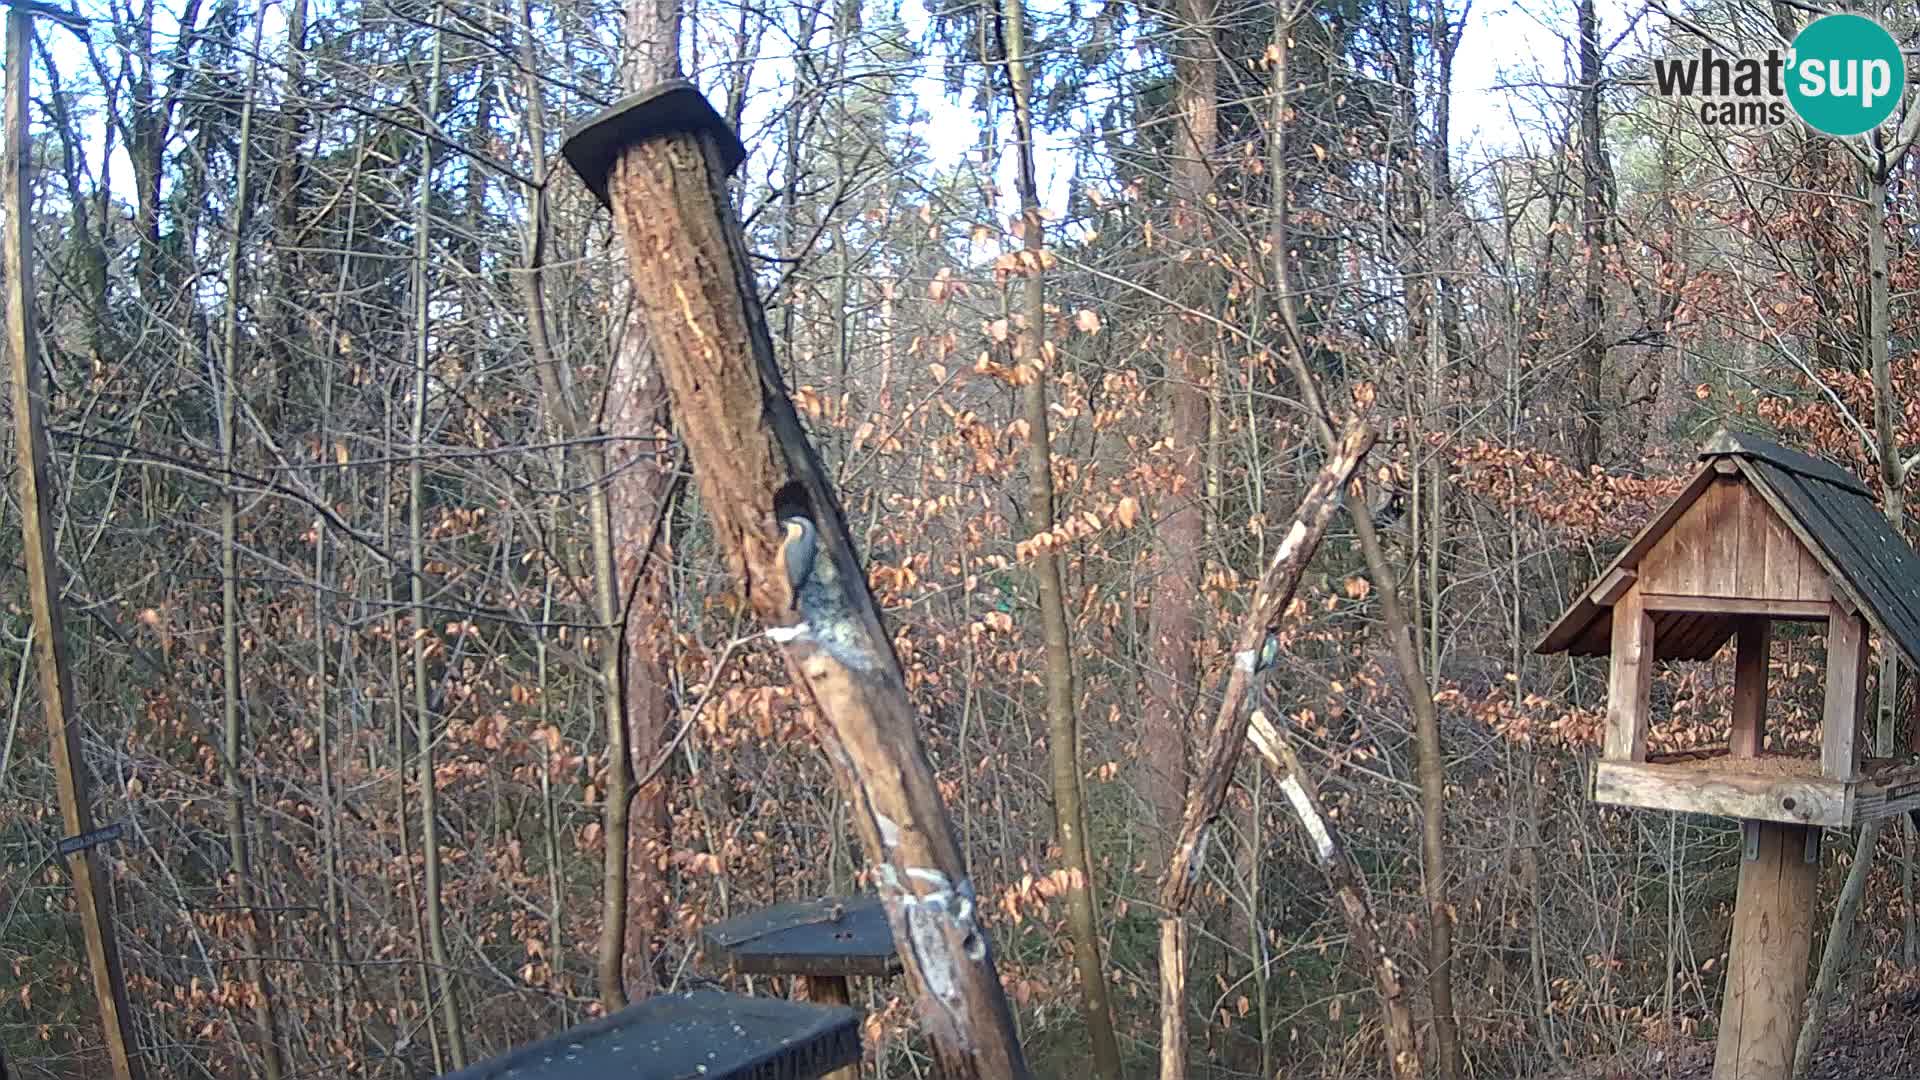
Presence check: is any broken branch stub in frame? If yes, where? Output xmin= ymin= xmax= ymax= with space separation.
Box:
xmin=562 ymin=83 xmax=1030 ymax=1079
xmin=1159 ymin=419 xmax=1375 ymax=914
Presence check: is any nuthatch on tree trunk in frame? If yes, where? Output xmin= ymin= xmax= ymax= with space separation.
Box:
xmin=769 ymin=504 xmax=880 ymax=674
xmin=1237 ymin=629 xmax=1283 ymax=676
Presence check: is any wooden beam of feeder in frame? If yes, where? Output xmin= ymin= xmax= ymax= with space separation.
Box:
xmin=572 ymin=89 xmax=1028 ymax=1078
xmin=4 ymin=12 xmax=143 ymax=1080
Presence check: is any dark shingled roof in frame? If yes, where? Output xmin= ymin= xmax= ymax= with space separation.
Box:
xmin=1536 ymin=429 xmax=1920 ymax=669
xmin=1712 ymin=431 xmax=1920 ymax=669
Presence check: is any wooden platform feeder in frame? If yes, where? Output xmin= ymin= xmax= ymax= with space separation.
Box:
xmin=437 ymin=989 xmax=860 ymax=1080
xmin=704 ymin=897 xmax=903 ymax=1080
xmin=1538 ymin=429 xmax=1920 ymax=1080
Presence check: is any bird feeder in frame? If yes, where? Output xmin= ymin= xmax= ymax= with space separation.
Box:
xmin=1538 ymin=429 xmax=1920 ymax=1080
xmin=704 ymin=897 xmax=903 ymax=1080
xmin=437 ymin=989 xmax=860 ymax=1080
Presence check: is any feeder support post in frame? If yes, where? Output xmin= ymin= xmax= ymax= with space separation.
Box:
xmin=1714 ymin=820 xmax=1817 ymax=1080
xmin=562 ymin=83 xmax=1030 ymax=1079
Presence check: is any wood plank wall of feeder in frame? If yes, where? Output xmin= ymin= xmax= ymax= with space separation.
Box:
xmin=1822 ymin=609 xmax=1868 ymax=781
xmin=1635 ymin=475 xmax=1830 ymax=611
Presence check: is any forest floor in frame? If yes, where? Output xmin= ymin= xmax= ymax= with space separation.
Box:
xmin=1540 ymin=985 xmax=1920 ymax=1079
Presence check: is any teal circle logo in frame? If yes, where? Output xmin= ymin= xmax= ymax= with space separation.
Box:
xmin=1787 ymin=14 xmax=1905 ymax=136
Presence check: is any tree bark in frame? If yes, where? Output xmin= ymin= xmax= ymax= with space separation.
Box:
xmin=216 ymin=7 xmax=285 ymax=1074
xmin=1575 ymin=0 xmax=1606 ymax=469
xmin=594 ymin=119 xmax=1031 ymax=1077
xmin=1142 ymin=0 xmax=1220 ymax=881
xmin=1000 ymin=0 xmax=1122 ymax=1071
xmin=410 ymin=14 xmax=467 ymax=1066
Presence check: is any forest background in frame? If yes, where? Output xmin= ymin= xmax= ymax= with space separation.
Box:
xmin=3 ymin=0 xmax=1919 ymax=1075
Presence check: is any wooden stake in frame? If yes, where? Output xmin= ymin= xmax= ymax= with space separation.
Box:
xmin=3 ymin=11 xmax=143 ymax=1079
xmin=1714 ymin=821 xmax=1816 ymax=1080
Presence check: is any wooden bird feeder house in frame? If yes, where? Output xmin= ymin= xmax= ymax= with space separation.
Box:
xmin=1538 ymin=430 xmax=1920 ymax=827
xmin=1538 ymin=429 xmax=1920 ymax=1080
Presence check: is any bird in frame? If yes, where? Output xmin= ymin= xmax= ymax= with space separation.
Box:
xmin=771 ymin=509 xmax=882 ymax=674
xmin=1368 ymin=487 xmax=1406 ymax=531
xmin=1255 ymin=630 xmax=1282 ymax=674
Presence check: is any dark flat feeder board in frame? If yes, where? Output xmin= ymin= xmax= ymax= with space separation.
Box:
xmin=561 ymin=79 xmax=747 ymax=208
xmin=437 ymin=990 xmax=858 ymax=1080
xmin=703 ymin=896 xmax=902 ymax=979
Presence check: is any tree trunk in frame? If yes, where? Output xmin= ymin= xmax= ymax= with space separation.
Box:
xmin=1142 ymin=0 xmax=1220 ymax=884
xmin=217 ymin=7 xmax=285 ymax=1074
xmin=1575 ymin=0 xmax=1606 ymax=469
xmin=611 ymin=0 xmax=683 ymax=1000
xmin=411 ymin=15 xmax=468 ymax=1066
xmin=1001 ymin=0 xmax=1122 ymax=1071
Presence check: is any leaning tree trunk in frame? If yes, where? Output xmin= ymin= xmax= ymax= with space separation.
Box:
xmin=578 ymin=89 xmax=1031 ymax=1074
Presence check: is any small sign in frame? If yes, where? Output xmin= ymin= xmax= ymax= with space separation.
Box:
xmin=55 ymin=822 xmax=125 ymax=858
xmin=1886 ymin=781 xmax=1920 ymax=803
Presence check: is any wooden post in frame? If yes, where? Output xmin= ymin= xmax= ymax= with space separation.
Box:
xmin=1603 ymin=589 xmax=1655 ymax=761
xmin=1713 ymin=821 xmax=1817 ymax=1080
xmin=562 ymin=84 xmax=1029 ymax=1078
xmin=1822 ymin=609 xmax=1867 ymax=781
xmin=1731 ymin=619 xmax=1769 ymax=758
xmin=802 ymin=975 xmax=858 ymax=1080
xmin=3 ymin=10 xmax=143 ymax=1080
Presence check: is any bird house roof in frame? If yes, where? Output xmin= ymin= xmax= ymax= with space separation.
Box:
xmin=1536 ymin=429 xmax=1920 ymax=667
